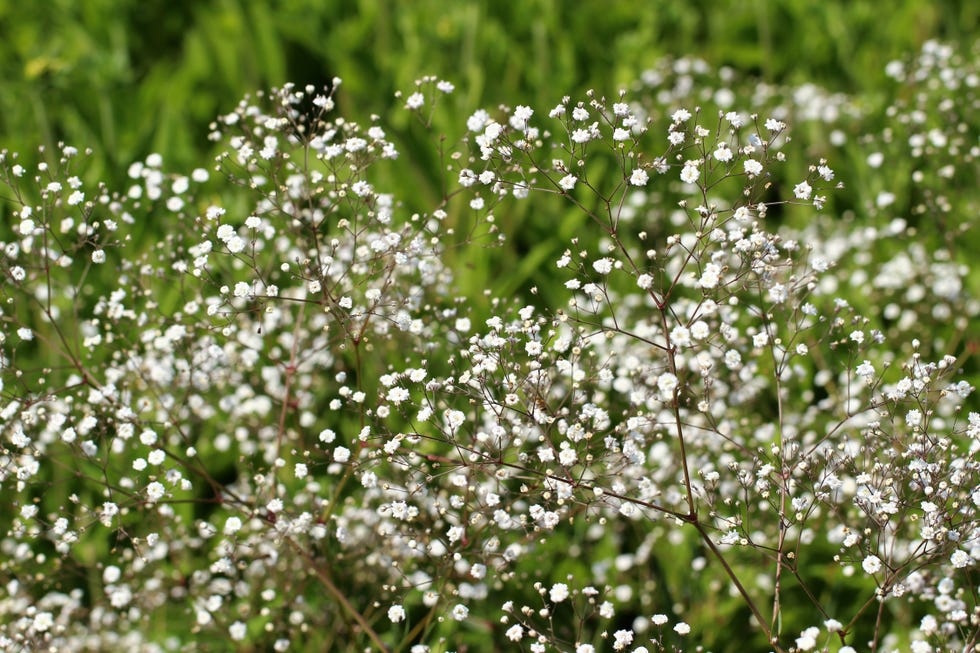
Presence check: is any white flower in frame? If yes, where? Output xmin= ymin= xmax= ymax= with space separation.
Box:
xmin=629 ymin=169 xmax=649 ymax=186
xmin=32 ymin=612 xmax=54 ymax=632
xmin=216 ymin=224 xmax=235 ymax=242
xmin=233 ymin=281 xmax=251 ymax=298
xmin=671 ymin=326 xmax=691 ymax=347
xmin=680 ymin=162 xmax=700 ymax=184
xmin=673 ymin=622 xmax=691 ymax=635
xmin=351 ymin=180 xmax=372 ymax=197
xmin=467 ymin=109 xmax=489 ymax=132
xmin=856 ymin=360 xmax=875 ymax=378
xmin=558 ymin=446 xmax=578 ymax=466
xmin=387 ymin=387 xmax=410 ymax=404
xmin=764 ymin=118 xmax=785 ymax=131
xmin=690 ymin=321 xmax=710 ymax=340
xmin=592 ymin=258 xmax=613 ymax=274
xmin=549 ymin=582 xmax=570 ymax=602
xmin=951 ymin=549 xmax=971 ymax=569
xmin=612 ymin=630 xmax=634 ymax=650
xmin=559 ymin=174 xmax=577 ymax=191
xmin=513 ymin=105 xmax=533 ymax=122
xmin=862 ymin=555 xmax=882 ymax=574
xmin=795 ymin=626 xmax=820 ymax=651
xmin=505 ymin=624 xmax=523 ymax=641
xmin=671 ymin=109 xmax=691 ymax=123
xmin=768 ymin=283 xmax=787 ymax=304
xmin=698 ymin=263 xmax=721 ymax=289
xmin=145 ymin=481 xmax=166 ymax=502
xmin=388 ymin=605 xmax=407 ymax=623
xmin=483 ymin=122 xmax=502 ymax=142
xmin=906 ymin=409 xmax=923 ymax=428
xmin=724 ymin=350 xmax=742 ymax=369
xmin=657 ymin=372 xmax=678 ymax=398
xmin=458 ymin=169 xmax=477 ymax=187
xmin=743 ymin=159 xmax=763 ymax=177
xmin=451 ymin=604 xmax=469 ymax=621
xmin=793 ymin=181 xmax=813 ymax=200
xmin=405 ymin=92 xmax=424 ymax=110
xmin=229 ymin=621 xmax=247 ymax=641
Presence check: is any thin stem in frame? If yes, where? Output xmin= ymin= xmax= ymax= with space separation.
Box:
xmin=287 ymin=537 xmax=389 ymax=652
xmin=693 ymin=521 xmax=784 ymax=653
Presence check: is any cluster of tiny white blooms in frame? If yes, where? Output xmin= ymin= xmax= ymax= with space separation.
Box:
xmin=495 ymin=583 xmax=644 ymax=653
xmin=874 ymin=40 xmax=979 ymax=226
xmin=2 ymin=43 xmax=980 ymax=653
xmin=0 ymin=81 xmax=482 ymax=651
xmin=434 ymin=52 xmax=979 ymax=651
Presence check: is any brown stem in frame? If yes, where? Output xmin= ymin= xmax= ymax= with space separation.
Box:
xmin=693 ymin=521 xmax=784 ymax=652
xmin=287 ymin=537 xmax=389 ymax=652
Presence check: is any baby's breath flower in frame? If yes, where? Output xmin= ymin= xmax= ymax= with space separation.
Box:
xmin=793 ymin=180 xmax=813 ymax=200
xmin=764 ymin=118 xmax=785 ymax=131
xmin=549 ymin=583 xmax=570 ymax=603
xmin=671 ymin=109 xmax=691 ymax=123
xmin=229 ymin=622 xmax=247 ymax=641
xmin=405 ymin=92 xmax=424 ymax=110
xmin=680 ymin=161 xmax=700 ymax=184
xmin=862 ymin=555 xmax=882 ymax=574
xmin=388 ymin=605 xmax=407 ymax=623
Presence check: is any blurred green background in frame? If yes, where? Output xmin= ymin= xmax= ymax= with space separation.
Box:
xmin=1 ymin=0 xmax=975 ymax=183
xmin=3 ymin=0 xmax=975 ymax=315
